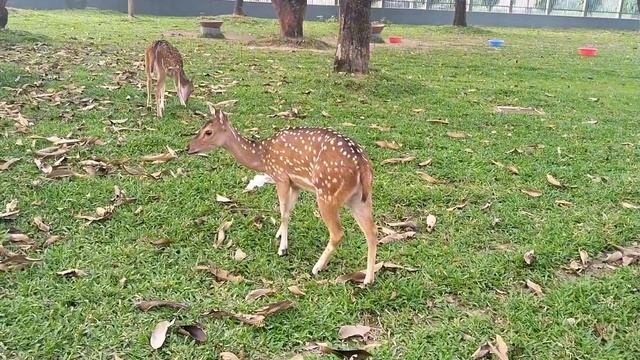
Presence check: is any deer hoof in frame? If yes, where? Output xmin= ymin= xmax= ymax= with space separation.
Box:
xmin=278 ymin=247 xmax=287 ymax=256
xmin=311 ymin=264 xmax=323 ymax=276
xmin=363 ymin=275 xmax=375 ymax=286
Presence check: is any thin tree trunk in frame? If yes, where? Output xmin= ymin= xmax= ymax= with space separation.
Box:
xmin=271 ymin=0 xmax=307 ymax=39
xmin=636 ymin=0 xmax=639 ymax=12
xmin=128 ymin=0 xmax=135 ymax=18
xmin=453 ymin=0 xmax=467 ymax=26
xmin=0 ymin=0 xmax=7 ymax=30
xmin=334 ymin=0 xmax=372 ymax=74
xmin=234 ymin=0 xmax=245 ymax=15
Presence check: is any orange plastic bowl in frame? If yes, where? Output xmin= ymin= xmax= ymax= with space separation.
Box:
xmin=388 ymin=36 xmax=402 ymax=44
xmin=578 ymin=47 xmax=597 ymax=57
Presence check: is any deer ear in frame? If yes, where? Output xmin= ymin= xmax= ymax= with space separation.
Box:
xmin=206 ymin=102 xmax=217 ymax=116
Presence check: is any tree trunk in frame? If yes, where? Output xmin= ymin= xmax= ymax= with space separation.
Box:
xmin=0 ymin=4 xmax=7 ymax=30
xmin=453 ymin=0 xmax=467 ymax=26
xmin=271 ymin=0 xmax=307 ymax=39
xmin=127 ymin=0 xmax=135 ymax=18
xmin=234 ymin=0 xmax=245 ymax=15
xmin=334 ymin=0 xmax=372 ymax=74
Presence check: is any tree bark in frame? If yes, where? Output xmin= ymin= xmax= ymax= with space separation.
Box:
xmin=453 ymin=0 xmax=467 ymax=26
xmin=271 ymin=0 xmax=307 ymax=39
xmin=127 ymin=0 xmax=135 ymax=18
xmin=334 ymin=0 xmax=372 ymax=74
xmin=0 ymin=1 xmax=7 ymax=30
xmin=234 ymin=0 xmax=245 ymax=15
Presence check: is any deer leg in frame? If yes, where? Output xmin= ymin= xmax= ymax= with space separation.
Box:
xmin=312 ymin=198 xmax=344 ymax=275
xmin=145 ymin=56 xmax=152 ymax=108
xmin=348 ymin=197 xmax=378 ymax=286
xmin=275 ymin=182 xmax=299 ymax=256
xmin=155 ymin=70 xmax=166 ymax=117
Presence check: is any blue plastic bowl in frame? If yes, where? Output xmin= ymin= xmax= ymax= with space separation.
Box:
xmin=488 ymin=39 xmax=505 ymax=48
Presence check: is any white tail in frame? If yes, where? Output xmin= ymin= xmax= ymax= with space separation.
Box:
xmin=188 ymin=108 xmax=378 ymax=285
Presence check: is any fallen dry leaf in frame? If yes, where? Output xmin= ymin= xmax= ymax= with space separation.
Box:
xmin=506 ymin=165 xmax=519 ymax=174
xmin=378 ymin=231 xmax=416 ymax=245
xmin=318 ymin=344 xmax=372 ymax=359
xmin=386 ymin=220 xmax=418 ymax=229
xmin=245 ymin=288 xmax=275 ymax=301
xmin=335 ymin=262 xmax=416 ymax=284
xmin=555 ymin=200 xmax=573 ymax=208
xmin=177 ymin=324 xmax=207 ymax=343
xmin=374 ymin=140 xmax=401 ymax=150
xmin=254 ymin=300 xmax=295 ymax=317
xmin=216 ymin=194 xmax=233 ymax=203
xmin=418 ymin=158 xmax=432 ymax=166
xmin=44 ymin=235 xmax=63 ymax=246
xmin=7 ymin=233 xmax=32 ymax=244
xmin=523 ymin=250 xmax=536 ymax=265
xmin=426 ymin=118 xmax=449 ymax=125
xmin=75 ymin=205 xmax=115 ymax=223
xmin=338 ymin=325 xmax=371 ymax=340
xmin=150 ymin=319 xmax=175 ymax=349
xmin=194 ymin=264 xmax=243 ymax=282
xmin=416 ymin=171 xmax=445 ymax=184
xmin=33 ymin=216 xmax=50 ymax=232
xmin=604 ymin=251 xmax=623 ymax=263
xmin=216 ymin=220 xmax=234 ymax=248
xmin=526 ymin=279 xmax=543 ymax=296
xmin=234 ymin=248 xmax=247 ymax=261
xmin=220 ymin=352 xmax=240 ymax=360
xmin=426 ymin=214 xmax=437 ymax=232
xmin=381 ymin=155 xmax=415 ymax=165
xmin=213 ymin=99 xmax=238 ymax=108
xmin=288 ymin=285 xmax=306 ymax=296
xmin=546 ymin=174 xmax=562 ymax=187
xmin=488 ymin=335 xmax=509 ymax=360
xmin=141 ymin=146 xmax=177 ymax=164
xmin=446 ymin=131 xmax=466 ymax=139
xmin=136 ymin=300 xmax=189 ymax=312
xmin=0 ymin=158 xmax=20 ymax=171
xmin=369 ymin=124 xmax=390 ymax=132
xmin=205 ymin=309 xmax=265 ymax=327
xmin=522 ymin=189 xmax=542 ymax=197
xmin=446 ymin=202 xmax=468 ymax=211
xmin=0 ymin=254 xmax=42 ymax=272
xmin=150 ymin=238 xmax=172 ymax=247
xmin=472 ymin=344 xmax=491 ymax=359
xmin=579 ymin=250 xmax=589 ymax=266
xmin=57 ymin=269 xmax=88 ymax=278
xmin=495 ymin=106 xmax=544 ymax=115
xmin=621 ymin=201 xmax=640 ymax=209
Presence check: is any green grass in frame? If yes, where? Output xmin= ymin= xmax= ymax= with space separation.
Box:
xmin=1 ymin=9 xmax=640 ymax=360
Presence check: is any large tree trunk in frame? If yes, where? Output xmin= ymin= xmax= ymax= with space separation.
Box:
xmin=0 ymin=0 xmax=7 ymax=30
xmin=334 ymin=0 xmax=372 ymax=74
xmin=453 ymin=0 xmax=467 ymax=26
xmin=127 ymin=0 xmax=135 ymax=18
xmin=234 ymin=0 xmax=245 ymax=15
xmin=271 ymin=0 xmax=306 ymax=39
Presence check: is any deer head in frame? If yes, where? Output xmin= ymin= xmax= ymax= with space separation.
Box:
xmin=177 ymin=77 xmax=193 ymax=106
xmin=187 ymin=105 xmax=230 ymax=154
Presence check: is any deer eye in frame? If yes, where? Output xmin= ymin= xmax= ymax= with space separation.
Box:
xmin=204 ymin=130 xmax=213 ymax=136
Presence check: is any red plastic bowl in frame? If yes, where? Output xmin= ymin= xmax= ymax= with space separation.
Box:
xmin=388 ymin=36 xmax=402 ymax=44
xmin=578 ymin=47 xmax=597 ymax=57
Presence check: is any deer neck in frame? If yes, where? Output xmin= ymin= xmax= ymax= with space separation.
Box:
xmin=222 ymin=127 xmax=266 ymax=172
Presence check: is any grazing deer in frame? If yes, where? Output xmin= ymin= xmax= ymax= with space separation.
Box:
xmin=144 ymin=40 xmax=193 ymax=117
xmin=188 ymin=107 xmax=378 ymax=285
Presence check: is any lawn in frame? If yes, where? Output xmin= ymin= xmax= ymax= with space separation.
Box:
xmin=1 ymin=9 xmax=639 ymax=360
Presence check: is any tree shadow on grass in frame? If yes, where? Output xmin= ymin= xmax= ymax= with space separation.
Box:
xmin=0 ymin=29 xmax=51 ymax=46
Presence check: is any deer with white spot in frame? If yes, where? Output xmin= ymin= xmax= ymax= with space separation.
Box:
xmin=144 ymin=40 xmax=193 ymax=117
xmin=188 ymin=107 xmax=378 ymax=285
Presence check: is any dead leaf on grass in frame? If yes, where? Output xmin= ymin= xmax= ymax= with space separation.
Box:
xmin=141 ymin=146 xmax=177 ymax=164
xmin=216 ymin=194 xmax=233 ymax=203
xmin=33 ymin=158 xmax=52 ymax=174
xmin=426 ymin=214 xmax=437 ymax=232
xmin=0 ymin=254 xmax=42 ymax=272
xmin=426 ymin=118 xmax=449 ymax=125
xmin=150 ymin=319 xmax=175 ymax=349
xmin=338 ymin=325 xmax=371 ymax=340
xmin=57 ymin=268 xmax=88 ymax=278
xmin=177 ymin=324 xmax=207 ymax=343
xmin=555 ymin=200 xmax=573 ymax=208
xmin=523 ymin=250 xmax=536 ymax=265
xmin=621 ymin=201 xmax=640 ymax=209
xmin=136 ymin=300 xmax=189 ymax=312
xmin=416 ymin=171 xmax=445 ymax=184
xmin=7 ymin=233 xmax=32 ymax=244
xmin=216 ymin=220 xmax=234 ymax=248
xmin=604 ymin=251 xmax=623 ymax=263
xmin=254 ymin=300 xmax=295 ymax=317
xmin=369 ymin=124 xmax=390 ymax=132
xmin=205 ymin=309 xmax=265 ymax=327
xmin=220 ymin=352 xmax=240 ymax=360
xmin=579 ymin=250 xmax=589 ymax=265
xmin=526 ymin=279 xmax=543 ymax=296
xmin=374 ymin=140 xmax=401 ymax=150
xmin=418 ymin=158 xmax=432 ymax=166
xmin=472 ymin=344 xmax=491 ymax=359
xmin=488 ymin=335 xmax=509 ymax=360
xmin=446 ymin=131 xmax=466 ymax=139
xmin=33 ymin=216 xmax=50 ymax=232
xmin=44 ymin=235 xmax=63 ymax=246
xmin=378 ymin=231 xmax=416 ymax=245
xmin=288 ymin=285 xmax=306 ymax=296
xmin=386 ymin=220 xmax=418 ymax=229
xmin=75 ymin=205 xmax=115 ymax=223
xmin=213 ymin=99 xmax=238 ymax=109
xmin=193 ymin=264 xmax=243 ymax=282
xmin=546 ymin=174 xmax=562 ymax=187
xmin=495 ymin=106 xmax=544 ymax=115
xmin=0 ymin=158 xmax=20 ymax=171
xmin=234 ymin=248 xmax=247 ymax=261
xmin=317 ymin=344 xmax=372 ymax=359
xmin=522 ymin=189 xmax=542 ymax=197
xmin=446 ymin=202 xmax=468 ymax=211
xmin=150 ymin=238 xmax=172 ymax=247
xmin=245 ymin=288 xmax=275 ymax=301
xmin=335 ymin=262 xmax=415 ymax=284
xmin=381 ymin=155 xmax=415 ymax=165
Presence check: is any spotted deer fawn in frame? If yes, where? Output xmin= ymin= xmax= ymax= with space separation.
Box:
xmin=188 ymin=107 xmax=378 ymax=285
xmin=144 ymin=40 xmax=193 ymax=117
